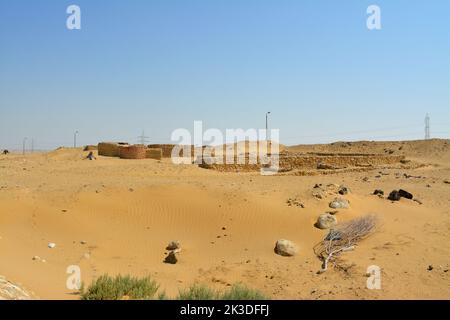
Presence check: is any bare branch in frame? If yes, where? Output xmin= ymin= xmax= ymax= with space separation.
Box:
xmin=314 ymin=214 xmax=378 ymax=273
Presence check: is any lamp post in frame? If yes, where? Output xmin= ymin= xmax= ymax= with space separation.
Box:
xmin=265 ymin=112 xmax=271 ymax=141
xmin=22 ymin=137 xmax=28 ymax=155
xmin=74 ymin=130 xmax=79 ymax=148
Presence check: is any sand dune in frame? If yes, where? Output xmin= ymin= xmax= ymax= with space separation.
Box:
xmin=1 ymin=140 xmax=449 ymax=299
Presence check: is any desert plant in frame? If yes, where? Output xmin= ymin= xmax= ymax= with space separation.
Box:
xmin=80 ymin=274 xmax=159 ymax=300
xmin=177 ymin=283 xmax=218 ymax=300
xmin=314 ymin=214 xmax=378 ymax=273
xmin=220 ymin=284 xmax=268 ymax=300
xmin=177 ymin=283 xmax=268 ymax=300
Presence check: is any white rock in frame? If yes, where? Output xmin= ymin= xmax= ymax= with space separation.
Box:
xmin=274 ymin=239 xmax=298 ymax=257
xmin=316 ymin=213 xmax=338 ymax=229
xmin=48 ymin=243 xmax=56 ymax=249
xmin=329 ymin=197 xmax=349 ymax=209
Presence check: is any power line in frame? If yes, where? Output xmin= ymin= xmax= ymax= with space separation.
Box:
xmin=282 ymin=124 xmax=422 ymax=141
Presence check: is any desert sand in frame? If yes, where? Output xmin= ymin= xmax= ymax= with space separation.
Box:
xmin=1 ymin=139 xmax=449 ymax=300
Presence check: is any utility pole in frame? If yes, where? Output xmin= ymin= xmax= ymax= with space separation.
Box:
xmin=425 ymin=114 xmax=430 ymax=140
xmin=22 ymin=137 xmax=27 ymax=155
xmin=137 ymin=130 xmax=150 ymax=145
xmin=265 ymin=112 xmax=271 ymax=141
xmin=74 ymin=130 xmax=79 ymax=148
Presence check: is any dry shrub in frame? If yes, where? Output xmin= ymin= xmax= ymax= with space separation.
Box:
xmin=314 ymin=214 xmax=378 ymax=273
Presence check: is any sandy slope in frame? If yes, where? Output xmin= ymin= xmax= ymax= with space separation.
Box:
xmin=0 ymin=140 xmax=449 ymax=299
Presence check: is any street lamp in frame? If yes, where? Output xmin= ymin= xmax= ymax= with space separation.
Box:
xmin=74 ymin=130 xmax=79 ymax=148
xmin=22 ymin=137 xmax=28 ymax=155
xmin=265 ymin=112 xmax=271 ymax=141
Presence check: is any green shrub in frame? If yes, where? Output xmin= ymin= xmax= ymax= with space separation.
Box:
xmin=220 ymin=284 xmax=268 ymax=300
xmin=80 ymin=274 xmax=159 ymax=300
xmin=176 ymin=283 xmax=268 ymax=300
xmin=177 ymin=283 xmax=218 ymax=300
xmin=80 ymin=275 xmax=268 ymax=300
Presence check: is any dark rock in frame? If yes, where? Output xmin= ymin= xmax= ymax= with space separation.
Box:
xmin=373 ymin=189 xmax=384 ymax=196
xmin=164 ymin=251 xmax=178 ymax=264
xmin=166 ymin=241 xmax=180 ymax=251
xmin=388 ymin=189 xmax=413 ymax=201
xmin=388 ymin=190 xmax=401 ymax=201
xmin=338 ymin=186 xmax=349 ymax=195
xmin=398 ymin=189 xmax=413 ymax=199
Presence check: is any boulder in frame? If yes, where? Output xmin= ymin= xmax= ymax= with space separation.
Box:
xmin=388 ymin=189 xmax=413 ymax=201
xmin=329 ymin=198 xmax=349 ymax=209
xmin=274 ymin=239 xmax=298 ymax=257
xmin=316 ymin=213 xmax=338 ymax=229
xmin=0 ymin=276 xmax=34 ymax=300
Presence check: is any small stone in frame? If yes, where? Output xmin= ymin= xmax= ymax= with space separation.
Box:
xmin=373 ymin=189 xmax=384 ymax=196
xmin=80 ymin=240 xmax=87 ymax=245
xmin=317 ymin=163 xmax=335 ymax=170
xmin=329 ymin=198 xmax=349 ymax=209
xmin=48 ymin=243 xmax=56 ymax=249
xmin=32 ymin=256 xmax=41 ymax=261
xmin=398 ymin=189 xmax=413 ymax=200
xmin=164 ymin=251 xmax=178 ymax=264
xmin=274 ymin=239 xmax=298 ymax=257
xmin=316 ymin=213 xmax=338 ymax=229
xmin=388 ymin=190 xmax=401 ymax=201
xmin=166 ymin=241 xmax=180 ymax=251
xmin=427 ymin=265 xmax=433 ymax=271
xmin=338 ymin=186 xmax=349 ymax=195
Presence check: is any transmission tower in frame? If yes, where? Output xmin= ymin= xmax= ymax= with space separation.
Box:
xmin=137 ymin=130 xmax=150 ymax=145
xmin=425 ymin=114 xmax=430 ymax=140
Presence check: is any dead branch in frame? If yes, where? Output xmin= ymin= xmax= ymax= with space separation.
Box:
xmin=314 ymin=214 xmax=378 ymax=273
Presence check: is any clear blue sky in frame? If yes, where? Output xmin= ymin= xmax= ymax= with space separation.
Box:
xmin=1 ymin=0 xmax=449 ymax=150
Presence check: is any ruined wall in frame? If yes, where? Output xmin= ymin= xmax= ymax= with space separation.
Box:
xmin=118 ymin=145 xmax=147 ymax=159
xmin=199 ymin=154 xmax=405 ymax=172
